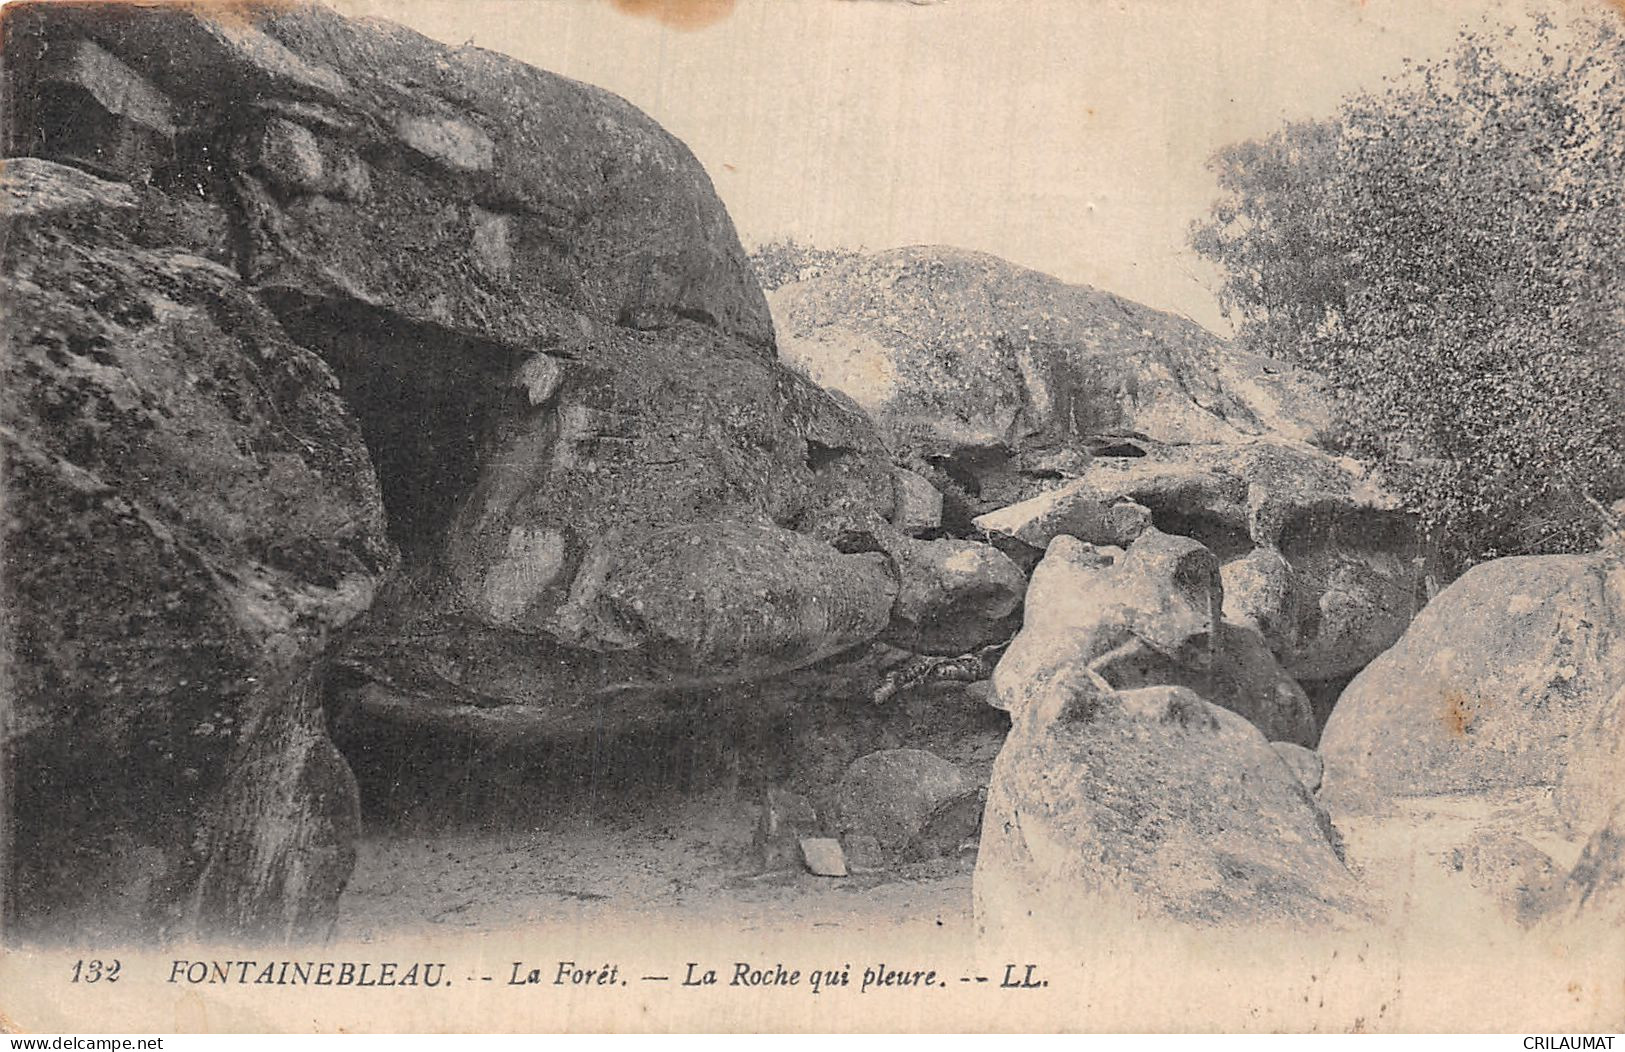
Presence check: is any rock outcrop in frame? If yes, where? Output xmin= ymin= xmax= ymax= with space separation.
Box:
xmin=5 ymin=0 xmax=1476 ymax=953
xmin=1 ymin=158 xmax=394 ymax=939
xmin=770 ymin=246 xmax=1335 ymax=518
xmin=975 ymin=679 xmax=1369 ymax=941
xmin=1318 ymin=546 xmax=1625 ymax=924
xmin=1319 ymin=548 xmax=1625 ymax=825
xmin=995 ymin=440 xmax=1425 ymax=683
xmin=993 ymin=532 xmax=1317 ymax=746
xmin=0 ymin=1 xmax=906 ymax=936
xmin=769 ymin=246 xmax=1423 ymax=685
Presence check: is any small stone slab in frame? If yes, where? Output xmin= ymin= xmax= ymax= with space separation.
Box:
xmin=799 ymin=837 xmax=848 ymax=877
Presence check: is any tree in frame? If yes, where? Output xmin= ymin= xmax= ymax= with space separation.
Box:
xmin=1192 ymin=12 xmax=1625 ymax=570
xmin=1188 ymin=119 xmax=1349 ymax=362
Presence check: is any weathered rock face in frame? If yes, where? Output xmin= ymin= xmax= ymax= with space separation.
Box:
xmin=881 ymin=537 xmax=1026 ymax=655
xmin=1019 ymin=440 xmax=1425 ymax=682
xmin=1552 ymin=803 xmax=1625 ymax=931
xmin=0 ymin=159 xmax=393 ymax=938
xmin=975 ymin=680 xmax=1369 ymax=939
xmin=440 ymin=330 xmax=896 ymax=634
xmin=1319 ymin=549 xmax=1625 ymax=826
xmin=0 ymin=2 xmax=910 ymax=936
xmin=562 ymin=521 xmax=897 ymax=683
xmin=3 ymin=2 xmax=910 ymax=757
xmin=835 ymin=748 xmax=982 ymax=861
xmin=770 ymin=246 xmax=1334 ymax=514
xmin=4 ymin=2 xmax=773 ymax=353
xmin=1317 ymin=548 xmax=1625 ymax=926
xmin=993 ymin=531 xmax=1317 ymax=746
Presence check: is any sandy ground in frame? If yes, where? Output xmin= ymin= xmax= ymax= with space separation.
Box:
xmin=338 ymin=786 xmax=980 ymax=946
xmin=333 ymin=681 xmax=1010 ymax=948
xmin=318 ymin=778 xmax=1624 ymax=1032
xmin=12 ymin=698 xmax=1618 ymax=1032
xmin=5 ymin=780 xmax=1620 ymax=1032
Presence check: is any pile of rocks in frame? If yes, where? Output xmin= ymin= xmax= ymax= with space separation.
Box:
xmin=6 ymin=1 xmax=1620 ymax=951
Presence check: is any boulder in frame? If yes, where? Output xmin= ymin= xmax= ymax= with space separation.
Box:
xmin=1319 ymin=549 xmax=1625 ymax=826
xmin=770 ymin=246 xmax=1335 ymax=514
xmin=975 ymin=680 xmax=1369 ymax=939
xmin=1318 ymin=548 xmax=1625 ymax=926
xmin=2 ymin=3 xmax=913 ymax=751
xmin=881 ymin=536 xmax=1026 ymax=655
xmin=1036 ymin=440 xmax=1424 ymax=681
xmin=800 ymin=838 xmax=849 ymax=878
xmin=1271 ymin=742 xmax=1324 ymax=793
xmin=1188 ymin=622 xmax=1319 ymax=749
xmin=836 ymin=749 xmax=982 ymax=860
xmin=993 ymin=531 xmax=1316 ymax=745
xmin=972 ymin=488 xmax=1152 ymax=552
xmin=891 ymin=466 xmax=944 ymax=537
xmin=993 ymin=531 xmax=1217 ymax=714
xmin=334 ymin=519 xmax=899 ymax=756
xmin=1 ymin=159 xmax=393 ymax=939
xmin=1220 ymin=547 xmax=1297 ymax=656
xmin=565 ymin=520 xmax=897 ymax=682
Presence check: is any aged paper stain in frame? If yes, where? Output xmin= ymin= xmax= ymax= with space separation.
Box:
xmin=1442 ymin=688 xmax=1478 ymax=737
xmin=609 ymin=0 xmax=735 ymax=30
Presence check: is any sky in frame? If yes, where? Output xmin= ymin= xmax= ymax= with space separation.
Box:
xmin=330 ymin=0 xmax=1610 ymax=333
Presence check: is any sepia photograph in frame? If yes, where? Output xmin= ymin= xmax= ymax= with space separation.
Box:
xmin=0 ymin=0 xmax=1621 ymax=1034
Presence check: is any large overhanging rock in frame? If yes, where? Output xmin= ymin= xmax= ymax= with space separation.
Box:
xmin=975 ymin=678 xmax=1370 ymax=944
xmin=1 ymin=159 xmax=395 ymax=940
xmin=440 ymin=327 xmax=896 ymax=635
xmin=993 ymin=531 xmax=1317 ymax=746
xmin=6 ymin=1 xmax=910 ymax=714
xmin=5 ymin=1 xmax=774 ymax=353
xmin=4 ymin=0 xmax=899 ymax=569
xmin=1 ymin=2 xmax=910 ymax=931
xmin=769 ymin=245 xmax=1334 ymax=516
xmin=980 ymin=439 xmax=1424 ymax=682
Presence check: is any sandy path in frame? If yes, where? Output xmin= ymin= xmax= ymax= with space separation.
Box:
xmin=338 ymin=787 xmax=979 ymax=945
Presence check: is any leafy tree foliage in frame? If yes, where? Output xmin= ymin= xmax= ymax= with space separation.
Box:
xmin=1192 ymin=13 xmax=1625 ymax=568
